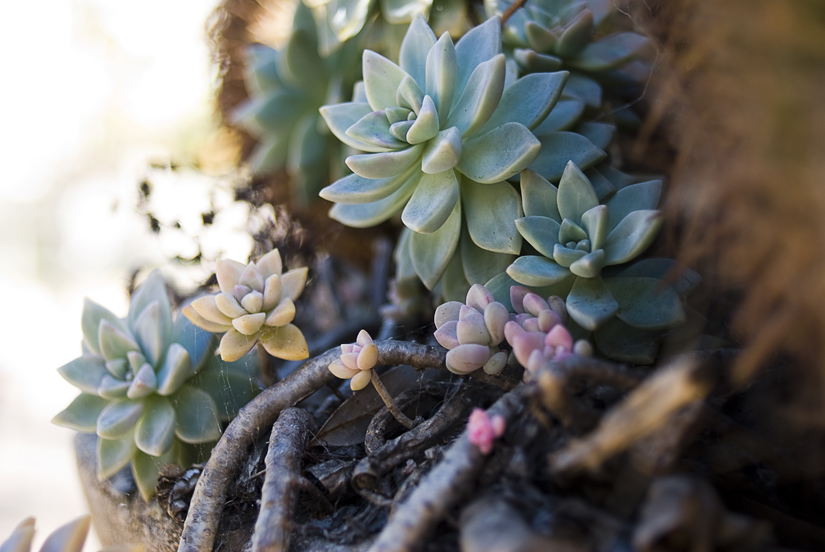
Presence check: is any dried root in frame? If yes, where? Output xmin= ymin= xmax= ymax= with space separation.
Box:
xmin=252 ymin=408 xmax=325 ymax=552
xmin=368 ymin=385 xmax=527 ymax=552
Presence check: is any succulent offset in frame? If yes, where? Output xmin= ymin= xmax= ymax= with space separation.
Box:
xmin=321 ymin=15 xmax=609 ymax=291
xmin=328 ymin=329 xmax=379 ymax=390
xmin=433 ymin=284 xmax=511 ymax=375
xmin=183 ymin=249 xmax=309 ymax=363
xmin=232 ymin=3 xmax=350 ymax=207
xmin=503 ymin=162 xmax=697 ymax=362
xmin=53 ymin=271 xmax=259 ymax=499
xmin=486 ymin=0 xmax=650 ymax=108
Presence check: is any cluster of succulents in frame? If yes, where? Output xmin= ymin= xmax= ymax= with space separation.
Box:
xmin=328 ymin=329 xmax=379 ymax=390
xmin=320 ymin=16 xmax=608 ymax=293
xmin=1 ymin=516 xmax=141 ymax=552
xmin=486 ymin=0 xmax=650 ymax=108
xmin=497 ymin=162 xmax=698 ymax=363
xmin=53 ymin=272 xmax=260 ymax=499
xmin=504 ymin=286 xmax=593 ymax=373
xmin=183 ymin=249 xmax=309 ymax=363
xmin=434 ymin=284 xmax=511 ymax=375
xmin=232 ymin=3 xmax=356 ymax=207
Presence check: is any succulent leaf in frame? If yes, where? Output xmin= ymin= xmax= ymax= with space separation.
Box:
xmin=453 ymin=16 xmax=502 ymax=97
xmin=259 ymin=324 xmax=310 ymax=360
xmin=605 ymin=276 xmax=686 ymax=330
xmin=420 ymin=127 xmax=462 ymax=173
xmin=134 ymin=396 xmax=176 ymax=456
xmin=593 ymin=317 xmax=660 ymax=365
xmin=97 ymin=399 xmax=144 ymax=440
xmin=1 ymin=517 xmax=35 ymax=552
xmin=406 ymin=95 xmax=440 ymax=144
xmin=528 ymin=131 xmax=606 ymax=181
xmin=565 ymin=275 xmax=618 ymax=330
xmin=127 ymin=364 xmax=158 ymax=399
xmin=425 ymin=32 xmax=457 ymax=121
xmin=346 ymin=110 xmax=406 ymax=150
xmin=132 ymin=447 xmax=175 ymax=501
xmin=617 ymin=258 xmax=702 ymax=297
xmin=155 ymin=343 xmax=193 ymax=396
xmin=399 ymin=16 xmax=437 ymax=87
xmin=605 ymin=180 xmax=663 ymax=232
xmin=446 ymin=54 xmax=506 ymax=136
xmin=410 ymin=199 xmax=462 ymax=288
xmin=328 ymin=172 xmax=420 ymax=227
xmin=507 ymin=255 xmax=573 ymax=287
xmin=173 ymin=386 xmax=222 ymax=443
xmin=347 ymin=144 xmax=425 ymax=179
xmin=97 ymin=436 xmax=137 ymax=480
xmin=281 ymin=267 xmax=309 ymax=302
xmin=57 ymin=356 xmax=109 ymax=395
xmin=264 ymin=297 xmax=296 ymax=327
xmin=216 ymin=259 xmax=245 ymax=294
xmin=52 ymin=393 xmax=109 ymax=433
xmin=575 ymin=121 xmax=615 ymax=150
xmin=533 ymin=99 xmax=585 ymax=134
xmin=81 ymin=299 xmax=125 ymax=355
xmin=462 ymin=179 xmax=523 ymax=254
xmin=558 ymin=160 xmax=599 ymax=224
xmin=460 ymin=229 xmax=515 ymax=285
xmin=602 ymin=209 xmax=664 ymax=265
xmin=219 ymin=330 xmax=258 ymax=363
xmin=320 ymin=103 xmax=392 ymax=153
xmin=38 ymin=516 xmax=91 ymax=552
xmin=520 ymin=169 xmax=561 ymax=220
xmin=515 ymin=216 xmax=562 ymax=258
xmin=402 ymin=169 xmax=459 ymax=233
xmin=567 ymin=32 xmax=648 ymax=71
xmin=127 ymin=272 xmax=172 ymax=340
xmin=555 ymin=9 xmax=594 ymax=57
xmin=480 ymin=71 xmax=568 ymax=133
xmin=458 ymin=123 xmax=541 ymax=184
xmin=133 ymin=302 xmax=163 ymax=367
xmin=569 ymin=248 xmax=606 ymax=278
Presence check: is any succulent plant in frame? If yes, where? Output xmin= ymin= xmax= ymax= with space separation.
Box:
xmin=503 ymin=287 xmax=592 ymax=373
xmin=486 ymin=0 xmax=650 ymax=109
xmin=433 ymin=284 xmax=511 ymax=375
xmin=53 ymin=271 xmax=260 ymax=499
xmin=501 ymin=162 xmax=697 ymax=363
xmin=320 ymin=16 xmax=606 ymax=291
xmin=328 ymin=329 xmax=379 ymax=390
xmin=1 ymin=516 xmax=141 ymax=552
xmin=183 ymin=249 xmax=309 ymax=363
xmin=232 ymin=3 xmax=357 ymax=207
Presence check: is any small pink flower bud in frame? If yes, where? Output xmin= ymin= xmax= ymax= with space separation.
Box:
xmin=468 ymin=408 xmax=505 ymax=455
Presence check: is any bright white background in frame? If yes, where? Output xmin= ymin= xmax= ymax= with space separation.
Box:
xmin=0 ymin=0 xmax=258 ymax=548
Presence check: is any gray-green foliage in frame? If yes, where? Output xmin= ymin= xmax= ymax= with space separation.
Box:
xmin=232 ymin=2 xmax=357 ymax=207
xmin=0 ymin=516 xmax=141 ymax=552
xmin=320 ymin=15 xmax=607 ymax=296
xmin=486 ymin=0 xmax=649 ymax=109
xmin=502 ymin=161 xmax=698 ymax=362
xmin=52 ymin=271 xmax=260 ymax=499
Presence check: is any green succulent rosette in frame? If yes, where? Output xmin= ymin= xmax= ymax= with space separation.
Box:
xmin=320 ymin=16 xmax=607 ymax=293
xmin=502 ymin=161 xmax=698 ymax=363
xmin=232 ymin=3 xmax=357 ymax=207
xmin=485 ymin=0 xmax=649 ymax=110
xmin=303 ymin=0 xmax=469 ymax=57
xmin=53 ymin=272 xmax=260 ymax=499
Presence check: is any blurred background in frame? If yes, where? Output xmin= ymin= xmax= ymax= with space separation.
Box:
xmin=0 ymin=0 xmax=257 ymax=547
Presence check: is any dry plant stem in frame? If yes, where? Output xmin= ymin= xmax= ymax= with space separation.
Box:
xmin=353 ymin=383 xmax=485 ymax=490
xmin=500 ymin=0 xmax=529 ymax=26
xmin=178 ymin=347 xmax=341 ymax=552
xmin=252 ymin=408 xmax=316 ymax=552
xmin=179 ymin=340 xmax=445 ymax=552
xmin=368 ymin=384 xmax=527 ymax=552
xmin=371 ymin=370 xmax=415 ymax=429
xmin=535 ymin=356 xmax=644 ymax=432
xmin=549 ymin=355 xmax=713 ymax=476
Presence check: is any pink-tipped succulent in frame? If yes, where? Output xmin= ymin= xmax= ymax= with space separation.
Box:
xmin=505 ymin=286 xmax=592 ymax=373
xmin=328 ymin=330 xmax=379 ymax=391
xmin=183 ymin=249 xmax=309 ymax=362
xmin=467 ymin=408 xmax=506 ymax=455
xmin=434 ymin=284 xmax=511 ymax=375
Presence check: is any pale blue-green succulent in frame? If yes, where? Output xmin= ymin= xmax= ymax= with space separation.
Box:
xmin=503 ymin=161 xmax=695 ymax=362
xmin=232 ymin=2 xmax=353 ymax=207
xmin=53 ymin=271 xmax=260 ymax=499
xmin=486 ymin=0 xmax=649 ymax=110
xmin=319 ymin=16 xmax=606 ymax=293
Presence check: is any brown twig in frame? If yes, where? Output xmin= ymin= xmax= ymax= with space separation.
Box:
xmin=368 ymin=384 xmax=527 ymax=552
xmin=178 ymin=347 xmax=341 ymax=552
xmin=500 ymin=0 xmax=529 ymax=26
xmin=178 ymin=340 xmax=448 ymax=552
xmin=371 ymin=370 xmax=415 ymax=429
xmin=251 ymin=408 xmax=317 ymax=552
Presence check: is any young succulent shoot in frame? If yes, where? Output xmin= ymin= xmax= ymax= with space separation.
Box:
xmin=504 ymin=287 xmax=592 ymax=373
xmin=434 ymin=284 xmax=510 ymax=375
xmin=231 ymin=2 xmax=345 ymax=206
xmin=505 ymin=162 xmax=687 ymax=333
xmin=320 ymin=15 xmax=586 ymax=290
xmin=328 ymin=330 xmax=416 ymax=428
xmin=0 ymin=516 xmax=142 ymax=552
xmin=486 ymin=0 xmax=650 ymax=108
xmin=183 ymin=249 xmax=309 ymax=363
xmin=467 ymin=407 xmax=506 ymax=455
xmin=52 ymin=271 xmax=258 ymax=499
